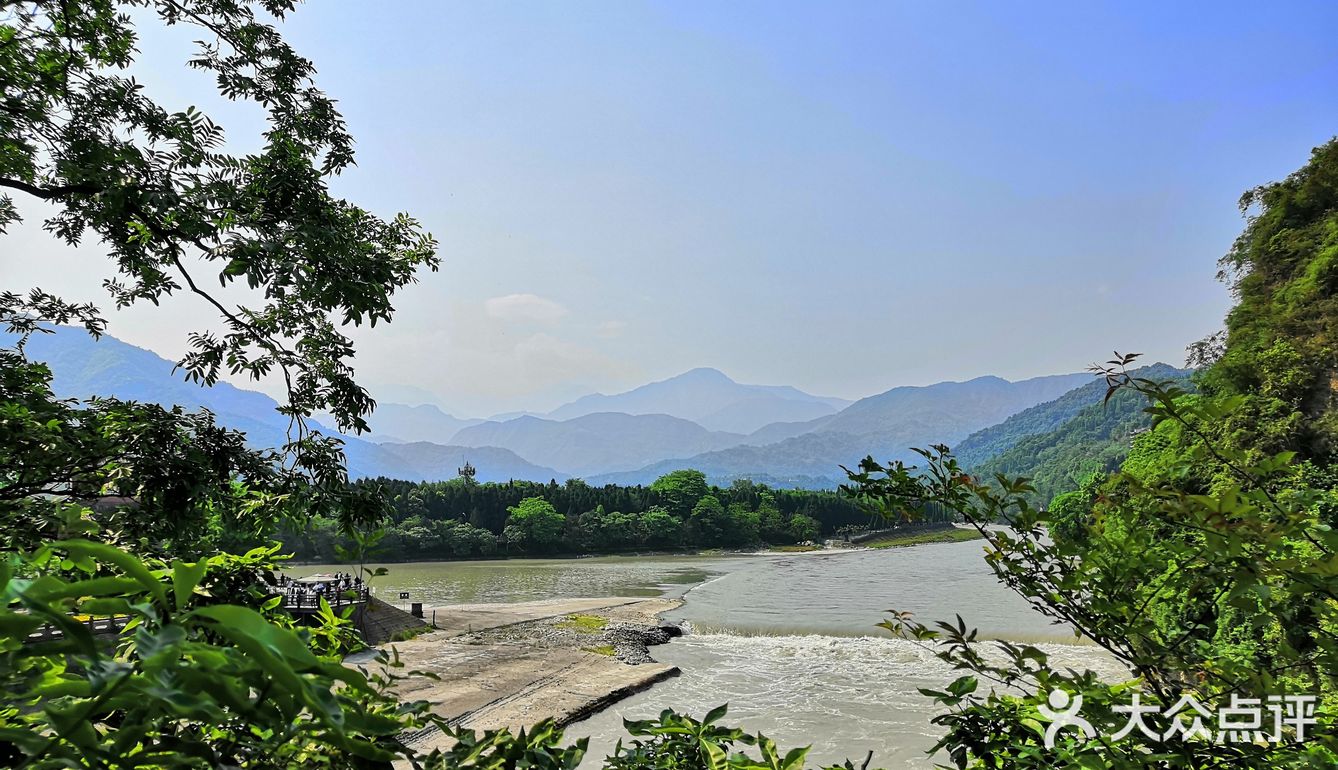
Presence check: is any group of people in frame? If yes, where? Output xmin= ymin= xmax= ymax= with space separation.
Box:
xmin=270 ymin=572 xmax=366 ymax=607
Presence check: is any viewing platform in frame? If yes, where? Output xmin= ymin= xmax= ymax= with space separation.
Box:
xmin=23 ymin=574 xmax=371 ymax=643
xmin=269 ymin=573 xmax=371 ymax=615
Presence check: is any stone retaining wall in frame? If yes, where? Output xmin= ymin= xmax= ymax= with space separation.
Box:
xmin=352 ymin=596 xmax=431 ymax=646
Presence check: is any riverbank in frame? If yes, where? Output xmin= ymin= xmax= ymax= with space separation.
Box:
xmin=336 ymin=537 xmax=1095 ymax=767
xmin=356 ymin=597 xmax=684 ymax=755
xmin=861 ymin=526 xmax=983 ymax=549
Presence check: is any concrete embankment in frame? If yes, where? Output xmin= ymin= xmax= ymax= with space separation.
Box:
xmin=354 ymin=597 xmax=683 ymax=755
xmin=353 ymin=596 xmax=432 ymax=645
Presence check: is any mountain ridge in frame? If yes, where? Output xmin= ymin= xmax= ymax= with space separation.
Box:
xmin=15 ymin=327 xmax=1120 ymax=489
xmin=585 ymin=372 xmax=1092 ymax=487
xmin=8 ymin=328 xmax=561 ymax=483
xmin=451 ymin=411 xmax=746 ymax=477
xmin=544 ymin=366 xmax=851 ymax=434
xmin=952 ymin=363 xmax=1190 ymax=470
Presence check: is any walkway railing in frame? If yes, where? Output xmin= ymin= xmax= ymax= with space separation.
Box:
xmin=23 ymin=586 xmax=371 ymax=642
xmin=26 ymin=614 xmax=133 ymax=643
xmin=268 ymin=585 xmax=371 ymax=613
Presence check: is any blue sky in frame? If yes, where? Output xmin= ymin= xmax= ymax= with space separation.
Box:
xmin=7 ymin=1 xmax=1338 ymax=415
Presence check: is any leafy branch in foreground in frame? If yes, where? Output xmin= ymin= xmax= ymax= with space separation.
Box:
xmin=842 ymin=357 xmax=1338 ymax=768
xmin=0 ymin=544 xmax=872 ymax=770
xmin=2 ymin=0 xmax=439 ymax=527
xmin=0 ymin=539 xmax=441 ymax=769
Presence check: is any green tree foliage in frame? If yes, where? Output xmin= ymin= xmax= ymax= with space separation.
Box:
xmin=1 ymin=0 xmax=438 ymax=531
xmin=0 ymin=2 xmax=446 ymax=766
xmin=1044 ymin=473 xmax=1101 ymax=545
xmin=787 ymin=514 xmax=821 ymax=543
xmin=757 ymin=493 xmax=788 ymax=543
xmin=650 ymin=469 xmax=710 ymax=518
xmin=970 ymin=379 xmax=1191 ymax=506
xmin=428 ymin=706 xmax=876 ymax=770
xmin=282 ymin=473 xmax=890 ymax=560
xmin=642 ymin=507 xmax=684 ymax=548
xmin=504 ymin=497 xmax=566 ymax=552
xmin=725 ymin=502 xmax=761 ymax=547
xmin=688 ymin=495 xmax=728 ymax=544
xmin=0 ymin=539 xmax=437 ymax=768
xmin=1 ymin=309 xmax=304 ymax=560
xmin=845 ymin=368 xmax=1338 ymax=768
xmin=1203 ymin=138 xmax=1338 ymax=458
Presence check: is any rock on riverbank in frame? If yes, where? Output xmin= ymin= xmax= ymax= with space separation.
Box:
xmin=353 ymin=597 xmax=684 ymax=755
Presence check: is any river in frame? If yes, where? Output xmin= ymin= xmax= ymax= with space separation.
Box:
xmin=291 ymin=539 xmax=1119 ymax=768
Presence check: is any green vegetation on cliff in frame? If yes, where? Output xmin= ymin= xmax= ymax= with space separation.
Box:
xmin=970 ymin=372 xmax=1192 ymax=505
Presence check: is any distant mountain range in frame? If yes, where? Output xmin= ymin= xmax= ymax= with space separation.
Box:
xmin=584 ymin=372 xmax=1093 ymax=487
xmin=12 ymin=327 xmax=1180 ymax=494
xmin=544 ymin=367 xmax=851 ymax=434
xmin=9 ymin=329 xmax=561 ymax=483
xmin=361 ymin=403 xmax=482 ymax=444
xmin=451 ymin=412 xmax=745 ymax=477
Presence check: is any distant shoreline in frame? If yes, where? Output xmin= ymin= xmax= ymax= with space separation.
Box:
xmin=287 ymin=524 xmax=974 ymax=568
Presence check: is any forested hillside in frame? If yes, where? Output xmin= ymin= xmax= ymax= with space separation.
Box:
xmin=971 ymin=377 xmax=1191 ymax=504
xmin=951 ymin=363 xmax=1188 ymax=468
xmin=953 ymin=363 xmax=1193 ymax=503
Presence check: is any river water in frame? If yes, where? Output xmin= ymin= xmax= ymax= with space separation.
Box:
xmin=292 ymin=539 xmax=1119 ymax=768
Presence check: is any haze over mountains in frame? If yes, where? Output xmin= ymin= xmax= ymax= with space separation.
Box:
xmin=364 ymin=403 xmax=483 ymax=444
xmin=10 ymin=329 xmax=562 ymax=484
xmin=452 ymin=412 xmax=746 ymax=478
xmin=15 ymin=327 xmax=1183 ymax=490
xmin=584 ymin=373 xmax=1093 ymax=486
xmin=544 ymin=367 xmax=851 ymax=434
xmin=367 ymin=367 xmax=851 ymax=442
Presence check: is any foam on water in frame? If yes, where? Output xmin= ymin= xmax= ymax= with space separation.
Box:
xmin=567 ymin=631 xmax=1123 ymax=769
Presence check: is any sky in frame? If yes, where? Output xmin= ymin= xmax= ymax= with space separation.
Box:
xmin=7 ymin=1 xmax=1338 ymax=417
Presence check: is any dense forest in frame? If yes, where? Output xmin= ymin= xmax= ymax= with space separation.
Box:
xmin=279 ymin=469 xmax=941 ymax=561
xmin=969 ymin=372 xmax=1193 ymax=504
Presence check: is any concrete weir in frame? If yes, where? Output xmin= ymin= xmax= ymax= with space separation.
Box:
xmin=352 ymin=597 xmax=684 ymax=755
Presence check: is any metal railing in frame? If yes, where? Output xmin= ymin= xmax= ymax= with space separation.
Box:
xmin=26 ymin=614 xmax=132 ymax=643
xmin=270 ymin=585 xmax=371 ymax=613
xmin=22 ymin=585 xmax=372 ymax=643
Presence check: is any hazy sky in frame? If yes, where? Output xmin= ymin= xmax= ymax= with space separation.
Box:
xmin=7 ymin=1 xmax=1338 ymax=416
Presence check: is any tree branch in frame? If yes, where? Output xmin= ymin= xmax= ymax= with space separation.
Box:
xmin=0 ymin=176 xmax=100 ymax=200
